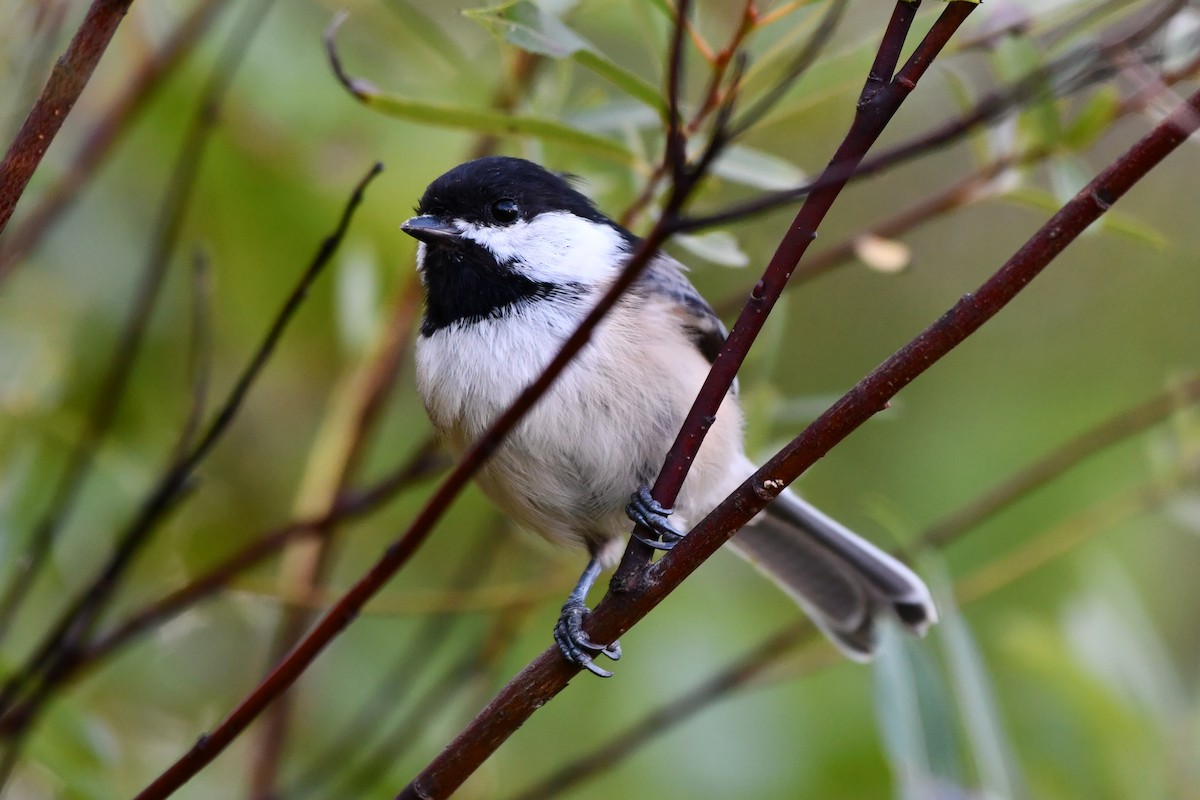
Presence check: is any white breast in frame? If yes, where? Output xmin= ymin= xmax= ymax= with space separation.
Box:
xmin=415 ymin=292 xmax=750 ymax=563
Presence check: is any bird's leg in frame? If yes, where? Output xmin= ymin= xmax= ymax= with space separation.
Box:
xmin=553 ymin=556 xmax=622 ymax=678
xmin=626 ymin=486 xmax=684 ymax=550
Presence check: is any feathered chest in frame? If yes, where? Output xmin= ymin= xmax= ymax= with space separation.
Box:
xmin=414 ymin=294 xmax=692 ymax=454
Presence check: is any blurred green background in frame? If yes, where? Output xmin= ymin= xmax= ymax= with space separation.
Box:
xmin=1 ymin=0 xmax=1198 ymax=798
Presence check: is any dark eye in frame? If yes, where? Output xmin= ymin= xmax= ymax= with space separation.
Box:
xmin=490 ymin=198 xmax=519 ymax=224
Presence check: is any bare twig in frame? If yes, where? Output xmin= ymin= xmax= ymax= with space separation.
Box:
xmin=0 ymin=0 xmax=135 ymax=237
xmin=683 ymin=0 xmax=1188 ymax=232
xmin=923 ymin=373 xmax=1200 ymax=549
xmin=616 ymin=0 xmax=959 ymax=578
xmin=396 ymin=72 xmax=1199 ymax=800
xmin=390 ymin=5 xmax=978 ymax=798
xmin=0 ymin=0 xmax=232 ymax=280
xmin=286 ymin=531 xmax=509 ymax=799
xmin=504 ymin=371 xmax=1200 ymax=799
xmin=73 ymin=440 xmax=445 ymax=684
xmin=0 ymin=162 xmax=383 ymax=745
xmin=0 ymin=0 xmax=274 ymax=651
xmin=248 ymin=281 xmax=423 ymax=798
xmin=725 ymin=0 xmax=848 ymax=139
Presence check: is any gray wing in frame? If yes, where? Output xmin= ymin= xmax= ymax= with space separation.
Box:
xmin=640 ymin=253 xmax=729 ymax=368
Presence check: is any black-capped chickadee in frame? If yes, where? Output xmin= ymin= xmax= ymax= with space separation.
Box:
xmin=402 ymin=156 xmax=936 ymax=677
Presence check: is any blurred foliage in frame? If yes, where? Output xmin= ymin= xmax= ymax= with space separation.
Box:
xmin=0 ymin=0 xmax=1198 ymax=798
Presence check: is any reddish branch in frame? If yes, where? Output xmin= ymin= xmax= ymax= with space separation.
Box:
xmin=0 ymin=0 xmax=231 ymax=280
xmin=0 ymin=163 xmax=383 ymax=744
xmin=126 ymin=127 xmax=707 ymax=800
xmin=128 ymin=1 xmax=723 ymax=791
xmin=684 ymin=0 xmax=1188 ymax=232
xmin=0 ymin=0 xmax=274 ymax=651
xmin=0 ymin=0 xmax=135 ymax=237
xmin=395 ymin=68 xmax=1200 ymax=800
xmin=618 ymin=0 xmax=969 ymax=581
xmin=507 ymin=369 xmax=1200 ymax=799
xmin=391 ymin=4 xmax=974 ymax=798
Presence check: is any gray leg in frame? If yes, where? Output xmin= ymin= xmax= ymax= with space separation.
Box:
xmin=553 ymin=557 xmax=622 ymax=678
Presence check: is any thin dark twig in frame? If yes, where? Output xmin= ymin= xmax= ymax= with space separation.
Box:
xmin=689 ymin=52 xmax=748 ymax=182
xmin=288 ymin=532 xmax=508 ymax=799
xmin=397 ymin=21 xmax=1200 ymax=800
xmin=616 ymin=0 xmax=961 ymax=578
xmin=173 ymin=249 xmax=216 ymax=461
xmin=46 ymin=440 xmax=444 ymax=696
xmin=0 ymin=0 xmax=232 ymax=280
xmin=0 ymin=0 xmax=274 ymax=651
xmin=684 ymin=0 xmax=1186 ymax=231
xmin=127 ymin=156 xmax=703 ymax=800
xmin=0 ymin=0 xmax=135 ymax=237
xmin=922 ymin=372 xmax=1200 ymax=549
xmin=504 ymin=371 xmax=1200 ymax=800
xmin=664 ymin=0 xmax=693 ymax=185
xmin=618 ymin=0 xmax=761 ymax=229
xmin=393 ymin=6 xmax=974 ymax=799
xmin=727 ymin=0 xmax=849 ymax=139
xmin=248 ymin=283 xmax=424 ymax=798
xmin=0 ymin=162 xmax=382 ymax=740
xmin=509 ymin=622 xmax=814 ymax=800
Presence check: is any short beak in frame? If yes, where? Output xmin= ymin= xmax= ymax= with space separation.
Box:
xmin=401 ymin=215 xmax=460 ymax=245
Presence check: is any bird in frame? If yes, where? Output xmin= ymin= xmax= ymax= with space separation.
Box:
xmin=401 ymin=156 xmax=936 ymax=677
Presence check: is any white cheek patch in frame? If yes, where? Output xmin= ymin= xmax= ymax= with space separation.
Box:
xmin=456 ymin=212 xmax=628 ymax=285
xmin=413 ymin=241 xmax=428 ymax=281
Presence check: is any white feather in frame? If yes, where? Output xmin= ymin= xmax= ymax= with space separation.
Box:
xmin=454 ymin=212 xmax=627 ymax=286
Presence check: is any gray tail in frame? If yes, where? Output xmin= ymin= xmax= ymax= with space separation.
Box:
xmin=726 ymin=490 xmax=937 ymax=661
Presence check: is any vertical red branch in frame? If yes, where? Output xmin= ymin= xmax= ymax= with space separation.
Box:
xmin=0 ymin=0 xmax=135 ymax=236
xmin=614 ymin=0 xmax=974 ymax=581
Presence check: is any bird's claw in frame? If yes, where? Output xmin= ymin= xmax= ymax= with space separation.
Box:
xmin=626 ymin=486 xmax=683 ymax=550
xmin=554 ymin=600 xmax=621 ymax=678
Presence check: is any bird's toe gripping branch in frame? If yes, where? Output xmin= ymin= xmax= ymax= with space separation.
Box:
xmin=626 ymin=486 xmax=684 ymax=551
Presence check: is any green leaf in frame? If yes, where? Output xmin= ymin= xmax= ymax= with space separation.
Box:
xmin=1062 ymin=86 xmax=1119 ymax=152
xmin=1101 ymin=210 xmax=1168 ymax=250
xmin=335 ymin=247 xmax=382 ymax=355
xmin=872 ymin=622 xmax=967 ymax=800
xmin=1004 ymin=179 xmax=1167 ymax=250
xmin=565 ymin=99 xmax=660 ymax=133
xmin=1049 ymin=155 xmax=1090 ymax=208
xmin=711 ymin=145 xmax=807 ymax=191
xmin=934 ymin=574 xmax=1028 ymax=800
xmin=673 ymin=230 xmax=749 ymax=268
xmin=467 ymin=1 xmax=666 ymax=114
xmin=993 ymin=34 xmax=1061 ymax=149
xmin=356 ymin=90 xmax=635 ymax=162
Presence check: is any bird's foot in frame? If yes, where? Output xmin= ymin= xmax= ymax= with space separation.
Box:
xmin=626 ymin=486 xmax=684 ymax=550
xmin=554 ymin=600 xmax=621 ymax=678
